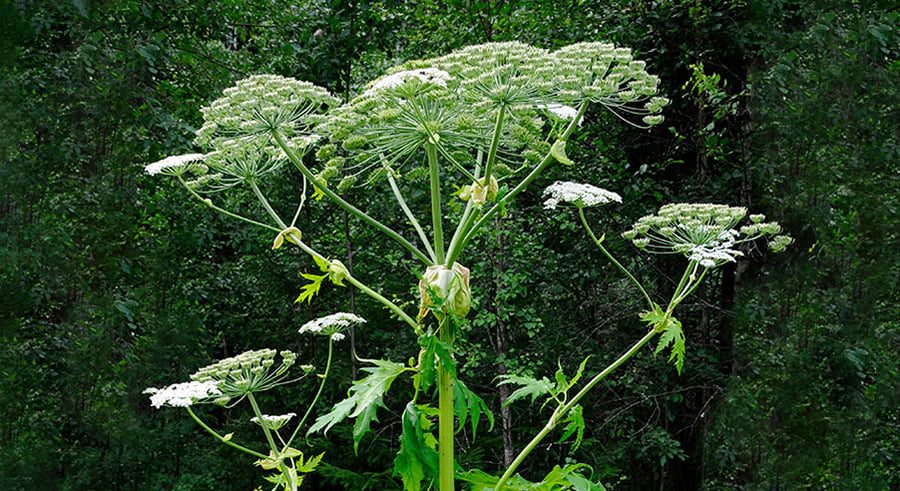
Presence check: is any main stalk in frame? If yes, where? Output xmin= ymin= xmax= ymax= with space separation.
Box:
xmin=438 ymin=320 xmax=455 ymax=490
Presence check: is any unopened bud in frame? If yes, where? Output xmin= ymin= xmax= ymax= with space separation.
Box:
xmin=418 ymin=262 xmax=471 ymax=319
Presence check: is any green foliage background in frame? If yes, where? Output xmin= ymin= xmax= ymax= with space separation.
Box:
xmin=0 ymin=0 xmax=896 ymax=489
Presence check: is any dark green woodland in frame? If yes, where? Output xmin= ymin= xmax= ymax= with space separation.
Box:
xmin=1 ymin=1 xmax=897 ymax=489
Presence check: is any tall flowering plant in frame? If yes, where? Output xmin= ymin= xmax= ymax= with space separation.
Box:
xmin=143 ymin=42 xmax=790 ymax=490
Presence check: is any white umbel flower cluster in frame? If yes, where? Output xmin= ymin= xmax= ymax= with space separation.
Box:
xmin=299 ymin=312 xmax=366 ymax=337
xmin=143 ymin=380 xmax=222 ymax=409
xmin=537 ymin=103 xmax=584 ymax=126
xmin=623 ymin=203 xmax=791 ymax=267
xmin=687 ymin=229 xmax=744 ymax=267
xmin=144 ymin=153 xmax=205 ymax=176
xmin=364 ymin=68 xmax=452 ymax=96
xmin=543 ymin=181 xmax=623 ymax=210
xmin=190 ymin=349 xmax=298 ymax=399
xmin=250 ymin=412 xmax=297 ymax=430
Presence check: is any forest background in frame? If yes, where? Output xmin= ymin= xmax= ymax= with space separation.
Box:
xmin=1 ymin=0 xmax=897 ymax=489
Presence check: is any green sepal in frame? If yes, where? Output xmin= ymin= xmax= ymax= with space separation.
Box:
xmin=550 ymin=139 xmax=575 ymax=166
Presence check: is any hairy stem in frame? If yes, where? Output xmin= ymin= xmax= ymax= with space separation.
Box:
xmin=444 ymin=159 xmax=481 ymax=268
xmin=578 ymin=206 xmax=654 ymax=309
xmin=248 ymin=393 xmax=295 ymax=489
xmin=185 ymin=407 xmax=267 ymax=459
xmin=482 ymin=104 xmax=507 ymax=183
xmin=250 ymin=180 xmax=287 ymax=228
xmin=272 ymin=131 xmax=431 ymax=264
xmin=248 ymin=393 xmax=279 ymax=453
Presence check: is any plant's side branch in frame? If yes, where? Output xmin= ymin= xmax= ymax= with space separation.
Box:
xmin=448 ymin=102 xmax=589 ymax=264
xmin=250 ymin=180 xmax=287 ymax=228
xmin=497 ymin=260 xmax=708 ymax=489
xmin=386 ymin=167 xmax=437 ymax=262
xmin=272 ymin=131 xmax=431 ymax=264
xmin=283 ymin=337 xmax=334 ymax=450
xmin=285 ymin=234 xmax=420 ymax=333
xmin=186 ymin=407 xmax=268 ymax=459
xmin=578 ymin=207 xmax=655 ymax=309
xmin=494 ymin=328 xmax=657 ymax=490
xmin=177 ymin=176 xmax=280 ymax=232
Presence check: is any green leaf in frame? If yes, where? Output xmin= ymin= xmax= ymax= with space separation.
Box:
xmin=654 ymin=318 xmax=686 ymax=374
xmin=295 ymin=272 xmax=328 ymax=304
xmin=308 ymin=359 xmax=406 ymax=453
xmin=498 ymin=374 xmax=554 ymax=407
xmin=417 ymin=332 xmax=455 ymax=392
xmin=567 ymin=356 xmax=592 ymax=391
xmin=297 ymin=452 xmax=324 ymax=473
xmin=558 ymin=404 xmax=585 ymax=451
xmin=453 ymin=379 xmax=494 ymax=440
xmin=393 ymin=402 xmax=438 ymax=491
xmin=312 ymin=253 xmax=329 ymax=272
xmin=307 ymin=395 xmax=354 ymax=436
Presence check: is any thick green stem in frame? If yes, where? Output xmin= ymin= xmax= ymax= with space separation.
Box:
xmin=426 ymin=143 xmax=445 ymax=263
xmin=495 ymin=414 xmax=558 ymax=490
xmin=578 ymin=206 xmax=654 ymax=309
xmin=283 ymin=337 xmax=333 ymax=449
xmin=495 ymin=328 xmax=657 ymax=489
xmin=451 ymin=102 xmax=588 ymax=264
xmin=272 ymin=131 xmax=431 ymax=264
xmin=177 ymin=176 xmax=279 ymax=232
xmin=248 ymin=393 xmax=279 ymax=453
xmin=443 ymin=159 xmax=481 ymax=268
xmin=437 ymin=318 xmax=455 ymax=491
xmin=185 ymin=407 xmax=267 ymax=459
xmin=248 ymin=393 xmax=295 ymax=489
xmin=250 ymin=180 xmax=287 ymax=229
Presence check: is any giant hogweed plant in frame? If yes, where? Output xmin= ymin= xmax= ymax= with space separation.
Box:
xmin=143 ymin=42 xmax=790 ymax=490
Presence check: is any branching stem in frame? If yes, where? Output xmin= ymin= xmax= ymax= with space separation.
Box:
xmin=185 ymin=407 xmax=268 ymax=459
xmin=578 ymin=206 xmax=654 ymax=309
xmin=272 ymin=131 xmax=431 ymax=264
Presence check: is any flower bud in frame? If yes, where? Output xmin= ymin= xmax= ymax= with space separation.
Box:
xmin=418 ymin=262 xmax=471 ymax=319
xmin=471 ymin=176 xmax=499 ymax=204
xmin=328 ymin=259 xmax=350 ymax=286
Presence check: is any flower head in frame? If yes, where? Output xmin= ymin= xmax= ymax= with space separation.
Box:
xmin=143 ymin=380 xmax=222 ymax=409
xmin=144 ymin=153 xmax=206 ymax=177
xmin=195 ymin=75 xmax=339 ymax=153
xmin=363 ymin=68 xmax=452 ymax=97
xmin=543 ymin=181 xmax=622 ymax=210
xmin=299 ymin=312 xmax=366 ymax=337
xmin=537 ymin=103 xmax=583 ymax=126
xmin=623 ymin=203 xmax=790 ymax=267
xmin=189 ymin=349 xmax=298 ymax=401
xmin=550 ymin=42 xmax=667 ymax=127
xmin=250 ymin=412 xmax=296 ymax=430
